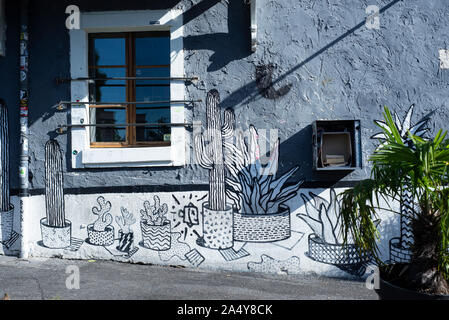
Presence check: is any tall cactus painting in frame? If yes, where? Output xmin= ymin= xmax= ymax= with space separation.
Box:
xmin=0 ymin=99 xmax=14 ymax=242
xmin=194 ymin=90 xmax=234 ymax=250
xmin=40 ymin=140 xmax=72 ymax=249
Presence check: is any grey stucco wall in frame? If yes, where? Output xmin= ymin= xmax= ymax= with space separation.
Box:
xmin=0 ymin=0 xmax=448 ymax=191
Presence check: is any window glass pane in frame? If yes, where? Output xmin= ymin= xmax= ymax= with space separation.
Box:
xmin=90 ymin=68 xmax=126 ymax=102
xmin=90 ymin=108 xmax=127 ymax=143
xmin=135 ymin=107 xmax=171 ymax=142
xmin=136 ymin=86 xmax=170 ymax=107
xmin=136 ymin=67 xmax=170 ymax=85
xmin=95 ymin=86 xmax=126 ymax=103
xmin=92 ymin=37 xmax=126 ymax=66
xmin=135 ymin=34 xmax=170 ymax=66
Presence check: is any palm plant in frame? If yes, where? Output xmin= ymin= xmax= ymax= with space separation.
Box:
xmin=340 ymin=106 xmax=449 ymax=295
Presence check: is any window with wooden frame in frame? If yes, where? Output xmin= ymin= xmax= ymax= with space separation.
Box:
xmin=88 ymin=31 xmax=171 ymax=148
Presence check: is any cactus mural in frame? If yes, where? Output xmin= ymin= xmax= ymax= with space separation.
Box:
xmin=116 ymin=207 xmax=136 ymax=253
xmin=194 ymin=90 xmax=234 ymax=250
xmin=0 ymin=100 xmax=13 ymax=243
xmin=140 ymin=196 xmax=171 ymax=251
xmin=88 ymin=196 xmax=114 ymax=246
xmin=40 ymin=140 xmax=72 ymax=249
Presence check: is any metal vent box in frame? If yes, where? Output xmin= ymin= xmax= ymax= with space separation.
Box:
xmin=312 ymin=120 xmax=362 ymax=171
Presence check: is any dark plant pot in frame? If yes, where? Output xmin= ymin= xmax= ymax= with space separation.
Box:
xmin=40 ymin=218 xmax=72 ymax=249
xmin=202 ymin=202 xmax=233 ymax=250
xmin=87 ymin=224 xmax=114 ymax=247
xmin=141 ymin=221 xmax=171 ymax=251
xmin=233 ymin=205 xmax=290 ymax=243
xmin=117 ymin=230 xmax=134 ymax=253
xmin=0 ymin=205 xmax=14 ymax=242
xmin=376 ymin=264 xmax=449 ymax=300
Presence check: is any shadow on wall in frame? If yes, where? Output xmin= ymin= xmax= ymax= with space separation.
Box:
xmin=219 ymin=0 xmax=403 ymax=110
xmin=278 ymin=125 xmax=353 ymax=185
xmin=183 ymin=0 xmax=251 ymax=72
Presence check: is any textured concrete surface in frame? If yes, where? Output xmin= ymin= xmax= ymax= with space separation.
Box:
xmin=0 ymin=256 xmax=377 ymax=300
xmin=1 ymin=0 xmax=448 ymax=190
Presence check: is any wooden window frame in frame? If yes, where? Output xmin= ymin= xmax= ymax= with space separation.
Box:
xmin=88 ymin=31 xmax=171 ymax=149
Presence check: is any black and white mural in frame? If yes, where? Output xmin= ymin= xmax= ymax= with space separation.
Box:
xmin=298 ymin=189 xmax=377 ymax=276
xmin=25 ymin=92 xmax=437 ymax=280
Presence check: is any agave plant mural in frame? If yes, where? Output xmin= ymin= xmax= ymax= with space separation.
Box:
xmin=225 ymin=122 xmax=303 ymax=242
xmin=298 ymin=189 xmax=378 ymax=276
xmin=371 ymin=104 xmax=432 ymax=263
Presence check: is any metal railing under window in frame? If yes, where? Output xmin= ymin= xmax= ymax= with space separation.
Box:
xmin=55 ymin=99 xmax=202 ymax=111
xmin=55 ymin=76 xmax=199 ymax=85
xmin=57 ymin=122 xmax=195 ymax=134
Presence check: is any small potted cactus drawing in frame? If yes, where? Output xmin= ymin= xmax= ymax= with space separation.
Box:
xmin=116 ymin=207 xmax=136 ymax=253
xmin=140 ymin=196 xmax=171 ymax=251
xmin=40 ymin=140 xmax=72 ymax=249
xmin=0 ymin=100 xmax=14 ymax=243
xmin=87 ymin=196 xmax=114 ymax=246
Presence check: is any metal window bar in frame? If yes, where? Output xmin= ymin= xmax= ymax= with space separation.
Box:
xmin=57 ymin=122 xmax=195 ymax=134
xmin=55 ymin=76 xmax=199 ymax=85
xmin=56 ymin=100 xmax=202 ymax=110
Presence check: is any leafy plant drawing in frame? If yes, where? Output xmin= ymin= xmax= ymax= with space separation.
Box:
xmin=298 ymin=189 xmax=379 ymax=276
xmin=225 ymin=123 xmax=303 ymax=214
xmin=298 ymin=189 xmax=344 ymax=244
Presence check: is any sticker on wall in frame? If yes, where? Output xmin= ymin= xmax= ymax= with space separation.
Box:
xmin=372 ymin=104 xmax=431 ymax=264
xmin=298 ymin=189 xmax=375 ymax=276
xmin=247 ymin=255 xmax=301 ymax=275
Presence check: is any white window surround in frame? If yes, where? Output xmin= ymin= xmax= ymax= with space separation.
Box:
xmin=0 ymin=0 xmax=6 ymax=57
xmin=69 ymin=9 xmax=186 ymax=169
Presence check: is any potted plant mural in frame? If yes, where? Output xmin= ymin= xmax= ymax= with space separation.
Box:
xmin=371 ymin=104 xmax=430 ymax=264
xmin=140 ymin=196 xmax=171 ymax=251
xmin=224 ymin=121 xmax=303 ymax=243
xmin=194 ymin=90 xmax=235 ymax=250
xmin=298 ymin=189 xmax=377 ymax=276
xmin=0 ymin=100 xmax=13 ymax=243
xmin=116 ymin=207 xmax=136 ymax=253
xmin=87 ymin=196 xmax=114 ymax=247
xmin=340 ymin=106 xmax=449 ymax=299
xmin=40 ymin=140 xmax=72 ymax=249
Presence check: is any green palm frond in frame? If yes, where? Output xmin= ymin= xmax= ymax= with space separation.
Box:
xmin=340 ymin=106 xmax=449 ymax=277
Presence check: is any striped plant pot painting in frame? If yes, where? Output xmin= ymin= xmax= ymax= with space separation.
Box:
xmin=141 ymin=221 xmax=171 ymax=251
xmin=117 ymin=230 xmax=134 ymax=253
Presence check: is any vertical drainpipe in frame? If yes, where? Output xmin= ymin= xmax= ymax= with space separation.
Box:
xmin=250 ymin=0 xmax=257 ymax=52
xmin=18 ymin=0 xmax=29 ymax=259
